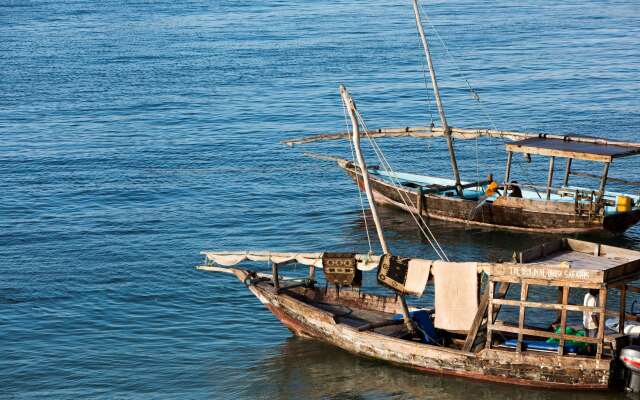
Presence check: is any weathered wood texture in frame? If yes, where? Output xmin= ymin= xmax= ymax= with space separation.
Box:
xmin=340 ymin=162 xmax=640 ymax=234
xmin=243 ymin=272 xmax=612 ymax=390
xmin=282 ymin=126 xmax=640 ymax=149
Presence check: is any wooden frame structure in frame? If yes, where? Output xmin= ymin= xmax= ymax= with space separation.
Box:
xmin=473 ymin=238 xmax=640 ymax=360
xmin=503 ymin=136 xmax=640 ymax=206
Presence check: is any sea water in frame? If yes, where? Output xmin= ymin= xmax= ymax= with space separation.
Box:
xmin=1 ymin=0 xmax=639 ymax=398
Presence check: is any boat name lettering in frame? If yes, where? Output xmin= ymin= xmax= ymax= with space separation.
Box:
xmin=506 ymin=266 xmax=590 ymax=280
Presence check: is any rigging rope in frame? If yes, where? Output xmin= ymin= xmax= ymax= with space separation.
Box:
xmin=354 ymin=109 xmax=449 ymax=261
xmin=342 ymin=99 xmax=373 ymax=254
xmin=417 ymin=0 xmax=499 ymax=132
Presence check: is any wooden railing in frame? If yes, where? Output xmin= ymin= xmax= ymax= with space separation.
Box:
xmin=486 ymin=279 xmax=608 ymax=358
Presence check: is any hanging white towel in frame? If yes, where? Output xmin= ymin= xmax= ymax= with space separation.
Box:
xmin=432 ymin=261 xmax=478 ymax=331
xmin=404 ymin=258 xmax=432 ymax=296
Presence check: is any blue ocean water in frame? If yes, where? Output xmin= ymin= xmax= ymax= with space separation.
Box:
xmin=1 ymin=0 xmax=639 ymax=398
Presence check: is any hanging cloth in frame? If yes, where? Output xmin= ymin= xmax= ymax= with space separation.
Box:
xmin=432 ymin=261 xmax=478 ymax=331
xmin=378 ymin=256 xmax=432 ymax=296
xmin=404 ymin=259 xmax=432 ymax=296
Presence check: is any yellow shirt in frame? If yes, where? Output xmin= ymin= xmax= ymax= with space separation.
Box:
xmin=486 ymin=181 xmax=499 ymax=196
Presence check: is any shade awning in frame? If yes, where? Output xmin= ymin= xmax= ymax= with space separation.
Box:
xmin=505 ymin=136 xmax=640 ymax=162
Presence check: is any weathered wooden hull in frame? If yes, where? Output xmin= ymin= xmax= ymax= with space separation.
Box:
xmin=229 ymin=268 xmax=613 ymax=390
xmin=341 ymin=162 xmax=640 ymax=235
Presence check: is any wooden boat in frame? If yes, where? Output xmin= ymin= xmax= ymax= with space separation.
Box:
xmin=199 ymin=239 xmax=640 ymax=390
xmin=283 ymin=1 xmax=640 ymax=235
xmin=200 ymin=85 xmax=640 ymax=390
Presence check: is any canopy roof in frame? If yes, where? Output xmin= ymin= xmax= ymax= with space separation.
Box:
xmin=484 ymin=239 xmax=640 ymax=285
xmin=201 ymin=251 xmax=381 ymax=271
xmin=505 ymin=136 xmax=640 ymax=162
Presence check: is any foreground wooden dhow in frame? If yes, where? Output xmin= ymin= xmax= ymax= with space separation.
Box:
xmin=284 ymin=0 xmax=640 ymax=235
xmin=199 ymin=240 xmax=640 ymax=390
xmin=201 ymin=86 xmax=640 ymax=390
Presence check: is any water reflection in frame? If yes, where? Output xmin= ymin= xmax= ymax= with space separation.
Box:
xmin=346 ymin=205 xmax=552 ymax=261
xmin=244 ymin=337 xmax=626 ymax=400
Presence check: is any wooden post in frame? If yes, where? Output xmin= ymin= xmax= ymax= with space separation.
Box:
xmin=485 ymin=280 xmax=495 ymax=350
xmin=272 ymin=262 xmax=280 ymax=293
xmin=308 ymin=264 xmax=316 ymax=281
xmin=340 ymin=85 xmax=389 ymax=255
xmin=411 ymin=0 xmax=463 ymax=197
xmin=596 ymin=162 xmax=610 ymax=206
xmin=516 ymin=282 xmax=529 ymax=353
xmin=340 ymin=85 xmax=415 ymax=335
xmin=416 ymin=186 xmax=424 ymax=239
xmin=596 ymin=287 xmax=607 ymax=359
xmin=620 ymin=285 xmax=627 ymax=335
xmin=504 ymin=151 xmax=513 ymax=197
xmin=563 ymin=158 xmax=572 ymax=187
xmin=546 ymin=156 xmax=555 ymax=200
xmin=557 ymin=286 xmax=569 ymax=356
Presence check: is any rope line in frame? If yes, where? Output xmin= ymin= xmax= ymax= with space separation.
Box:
xmin=417 ymin=0 xmax=499 ymax=132
xmin=342 ymin=100 xmax=373 ymax=254
xmin=354 ymin=109 xmax=449 ymax=261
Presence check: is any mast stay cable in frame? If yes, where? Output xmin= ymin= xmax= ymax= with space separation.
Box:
xmin=354 ymin=108 xmax=449 ymax=261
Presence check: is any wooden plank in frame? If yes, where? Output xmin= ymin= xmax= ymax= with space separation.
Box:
xmin=595 ymin=162 xmax=610 ymax=205
xmin=516 ymin=283 xmax=529 ymax=353
xmin=620 ymin=285 xmax=627 ymax=335
xmin=489 ymin=324 xmax=601 ymax=344
xmin=464 ymin=282 xmax=509 ymax=352
xmin=489 ymin=275 xmax=604 ymax=288
xmin=272 ymin=262 xmax=280 ymax=293
xmin=284 ymin=125 xmax=640 ymax=151
xmin=563 ymin=158 xmax=572 ymax=186
xmin=485 ymin=280 xmax=495 ymax=350
xmin=464 ymin=285 xmax=491 ymax=352
xmin=357 ymin=319 xmax=404 ymax=332
xmin=558 ymin=286 xmax=569 ymax=356
xmin=505 ymin=143 xmax=613 ymax=162
xmin=491 ymin=298 xmax=600 ymax=313
xmin=492 ymin=195 xmax=579 ymax=214
xmin=596 ymin=288 xmax=607 ymax=358
xmin=486 ymin=263 xmax=604 ymax=285
xmin=504 ymin=151 xmax=513 ymax=196
xmin=546 ymin=157 xmax=555 ymax=200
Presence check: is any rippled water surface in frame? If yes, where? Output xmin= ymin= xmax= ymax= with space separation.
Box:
xmin=1 ymin=0 xmax=639 ymax=398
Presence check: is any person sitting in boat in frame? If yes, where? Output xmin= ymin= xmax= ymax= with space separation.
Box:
xmin=583 ymin=289 xmax=599 ymax=337
xmin=485 ymin=174 xmax=501 ymax=197
xmin=509 ymin=181 xmax=523 ymax=198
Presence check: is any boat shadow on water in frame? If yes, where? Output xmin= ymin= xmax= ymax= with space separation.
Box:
xmin=248 ymin=337 xmax=625 ymax=400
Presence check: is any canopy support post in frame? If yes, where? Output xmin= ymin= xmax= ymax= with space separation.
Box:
xmin=412 ymin=0 xmax=462 ymax=197
xmin=563 ymin=158 xmax=572 ymax=187
xmin=596 ymin=162 xmax=610 ymax=206
xmin=504 ymin=151 xmax=513 ymax=197
xmin=272 ymin=262 xmax=280 ymax=294
xmin=340 ymin=85 xmax=415 ymax=335
xmin=546 ymin=156 xmax=555 ymax=200
xmin=620 ymin=285 xmax=627 ymax=335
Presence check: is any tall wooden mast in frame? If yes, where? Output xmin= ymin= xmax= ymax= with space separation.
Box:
xmin=340 ymin=85 xmax=389 ymax=253
xmin=339 ymin=85 xmax=415 ymax=335
xmin=411 ymin=0 xmax=463 ymax=197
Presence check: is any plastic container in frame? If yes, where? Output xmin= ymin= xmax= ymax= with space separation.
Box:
xmin=618 ymin=195 xmax=633 ymax=212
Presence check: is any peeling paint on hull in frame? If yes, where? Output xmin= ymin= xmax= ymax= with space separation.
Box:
xmin=250 ymin=281 xmax=612 ymax=391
